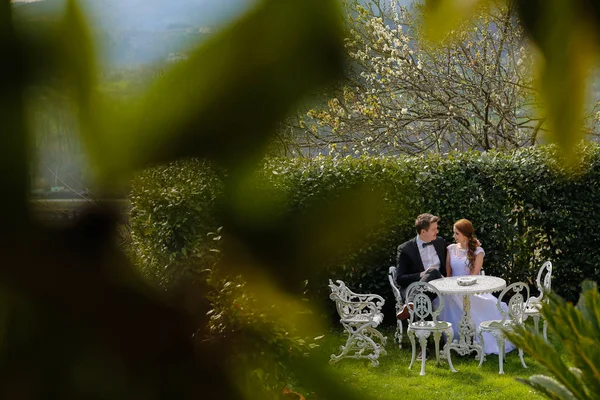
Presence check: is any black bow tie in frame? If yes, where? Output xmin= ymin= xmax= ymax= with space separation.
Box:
xmin=422 ymin=242 xmax=434 ymax=248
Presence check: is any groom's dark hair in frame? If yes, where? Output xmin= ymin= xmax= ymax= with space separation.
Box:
xmin=415 ymin=213 xmax=440 ymax=234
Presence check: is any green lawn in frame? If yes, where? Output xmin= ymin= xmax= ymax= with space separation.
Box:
xmin=304 ymin=325 xmax=556 ymax=400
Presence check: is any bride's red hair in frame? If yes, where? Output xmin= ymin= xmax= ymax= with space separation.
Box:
xmin=454 ymin=219 xmax=478 ymax=270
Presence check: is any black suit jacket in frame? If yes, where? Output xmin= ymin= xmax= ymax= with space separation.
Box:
xmin=396 ymin=236 xmax=447 ymax=290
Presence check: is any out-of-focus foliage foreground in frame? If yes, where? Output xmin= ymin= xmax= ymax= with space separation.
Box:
xmin=0 ymin=0 xmax=362 ymax=398
xmin=505 ymin=281 xmax=600 ymax=400
xmin=2 ymin=0 xmax=600 ymax=398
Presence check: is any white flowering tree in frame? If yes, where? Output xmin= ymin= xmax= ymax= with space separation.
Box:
xmin=287 ymin=0 xmax=543 ymax=156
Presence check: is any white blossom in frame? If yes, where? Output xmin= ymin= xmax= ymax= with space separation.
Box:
xmin=284 ymin=0 xmax=550 ymax=157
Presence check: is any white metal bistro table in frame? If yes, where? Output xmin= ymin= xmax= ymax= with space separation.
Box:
xmin=429 ymin=276 xmax=506 ymax=369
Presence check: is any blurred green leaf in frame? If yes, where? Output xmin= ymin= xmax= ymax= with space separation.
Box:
xmin=425 ymin=0 xmax=598 ymax=162
xmin=519 ymin=375 xmax=577 ymax=400
xmin=79 ymin=0 xmax=344 ymax=182
xmin=518 ymin=0 xmax=595 ymax=162
xmin=59 ymin=0 xmax=96 ymax=108
xmin=423 ymin=0 xmax=488 ymax=42
xmin=0 ymin=1 xmax=30 ymax=228
xmin=220 ymin=175 xmax=392 ymax=293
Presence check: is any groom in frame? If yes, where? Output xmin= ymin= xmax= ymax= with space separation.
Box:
xmin=395 ymin=213 xmax=447 ymax=320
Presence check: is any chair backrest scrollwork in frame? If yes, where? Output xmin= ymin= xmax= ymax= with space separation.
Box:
xmin=405 ymin=281 xmax=443 ymax=324
xmin=536 ymin=261 xmax=553 ymax=302
xmin=497 ymin=282 xmax=530 ymax=325
xmin=527 ymin=261 xmax=552 ymax=307
xmin=329 ymin=280 xmax=351 ymax=319
xmin=328 ymin=279 xmax=384 ymax=320
xmin=388 ymin=266 xmax=403 ymax=309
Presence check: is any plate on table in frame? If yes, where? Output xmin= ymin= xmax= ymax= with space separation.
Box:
xmin=457 ymin=277 xmax=477 ymax=286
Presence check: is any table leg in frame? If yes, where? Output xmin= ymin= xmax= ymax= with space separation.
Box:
xmin=446 ymin=294 xmax=483 ymax=363
xmin=458 ymin=294 xmax=475 ymax=345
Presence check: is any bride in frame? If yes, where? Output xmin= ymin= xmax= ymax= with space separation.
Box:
xmin=440 ymin=219 xmax=515 ymax=355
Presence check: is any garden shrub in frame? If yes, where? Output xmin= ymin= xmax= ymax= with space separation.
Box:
xmin=129 ymin=145 xmax=600 ymax=325
xmin=128 ymin=159 xmax=224 ymax=288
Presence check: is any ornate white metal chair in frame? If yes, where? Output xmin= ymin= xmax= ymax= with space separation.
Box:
xmin=478 ymin=282 xmax=530 ymax=374
xmin=328 ymin=279 xmax=387 ymax=366
xmin=405 ymin=281 xmax=454 ymax=376
xmin=524 ymin=261 xmax=552 ymax=342
xmin=388 ymin=266 xmax=404 ymax=348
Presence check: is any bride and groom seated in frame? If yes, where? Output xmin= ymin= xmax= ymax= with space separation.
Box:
xmin=395 ymin=213 xmax=515 ymax=356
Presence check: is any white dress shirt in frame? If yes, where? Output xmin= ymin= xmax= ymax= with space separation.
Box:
xmin=415 ymin=235 xmax=440 ymax=271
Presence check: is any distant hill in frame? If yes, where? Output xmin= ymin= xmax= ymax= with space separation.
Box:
xmin=13 ymin=0 xmax=251 ymax=28
xmin=13 ymin=0 xmax=253 ymax=66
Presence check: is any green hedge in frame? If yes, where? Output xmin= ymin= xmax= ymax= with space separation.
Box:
xmin=129 ymin=145 xmax=600 ymax=318
xmin=128 ymin=159 xmax=224 ymax=287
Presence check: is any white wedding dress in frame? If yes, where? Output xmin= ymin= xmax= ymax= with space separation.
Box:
xmin=440 ymin=244 xmax=515 ymax=355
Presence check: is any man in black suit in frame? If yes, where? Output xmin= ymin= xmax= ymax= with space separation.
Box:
xmin=395 ymin=213 xmax=447 ymax=320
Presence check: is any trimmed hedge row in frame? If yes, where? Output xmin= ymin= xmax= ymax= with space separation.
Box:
xmin=129 ymin=146 xmax=600 ymax=315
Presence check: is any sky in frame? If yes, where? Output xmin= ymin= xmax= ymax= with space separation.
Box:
xmin=11 ymin=0 xmax=254 ymax=29
xmin=11 ymin=0 xmax=256 ymax=65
